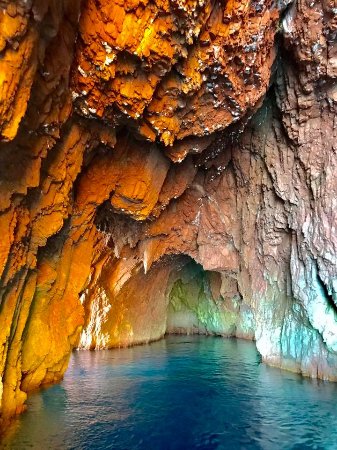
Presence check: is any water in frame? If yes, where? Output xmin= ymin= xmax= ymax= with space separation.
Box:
xmin=2 ymin=336 xmax=337 ymax=450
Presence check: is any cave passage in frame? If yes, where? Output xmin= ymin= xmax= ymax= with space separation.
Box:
xmin=78 ymin=256 xmax=256 ymax=351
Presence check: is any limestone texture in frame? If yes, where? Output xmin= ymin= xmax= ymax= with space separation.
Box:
xmin=0 ymin=0 xmax=337 ymax=426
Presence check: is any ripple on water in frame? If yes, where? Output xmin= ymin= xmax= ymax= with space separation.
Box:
xmin=2 ymin=336 xmax=337 ymax=450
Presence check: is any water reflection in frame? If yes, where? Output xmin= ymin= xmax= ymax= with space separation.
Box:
xmin=2 ymin=336 xmax=337 ymax=449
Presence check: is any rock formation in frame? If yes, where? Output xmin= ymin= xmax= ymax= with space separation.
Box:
xmin=0 ymin=0 xmax=336 ymax=425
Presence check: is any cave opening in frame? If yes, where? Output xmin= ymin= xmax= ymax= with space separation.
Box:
xmin=77 ymin=253 xmax=256 ymax=351
xmin=165 ymin=257 xmax=255 ymax=340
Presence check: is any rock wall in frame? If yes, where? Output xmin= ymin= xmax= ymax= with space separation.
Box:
xmin=0 ymin=0 xmax=336 ymax=424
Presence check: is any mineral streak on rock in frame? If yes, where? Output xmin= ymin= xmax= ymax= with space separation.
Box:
xmin=0 ymin=0 xmax=337 ymax=427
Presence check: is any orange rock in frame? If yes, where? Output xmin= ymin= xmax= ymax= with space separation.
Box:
xmin=0 ymin=28 xmax=38 ymax=141
xmin=3 ymin=0 xmax=334 ymax=429
xmin=72 ymin=0 xmax=278 ymax=145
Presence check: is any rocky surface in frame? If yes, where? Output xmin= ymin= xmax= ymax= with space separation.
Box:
xmin=0 ymin=0 xmax=336 ymax=426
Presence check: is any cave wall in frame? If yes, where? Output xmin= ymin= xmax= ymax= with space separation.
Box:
xmin=0 ymin=0 xmax=336 ymax=424
xmin=166 ymin=259 xmax=255 ymax=338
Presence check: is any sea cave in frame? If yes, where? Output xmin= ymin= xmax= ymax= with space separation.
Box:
xmin=0 ymin=0 xmax=337 ymax=448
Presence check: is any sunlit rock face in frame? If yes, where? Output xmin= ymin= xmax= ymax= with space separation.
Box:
xmin=0 ymin=0 xmax=337 ymax=426
xmin=72 ymin=0 xmax=278 ymax=145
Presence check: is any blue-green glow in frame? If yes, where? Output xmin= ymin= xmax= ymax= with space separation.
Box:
xmin=4 ymin=336 xmax=337 ymax=449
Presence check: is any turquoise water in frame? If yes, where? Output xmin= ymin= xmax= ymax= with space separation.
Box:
xmin=3 ymin=336 xmax=337 ymax=449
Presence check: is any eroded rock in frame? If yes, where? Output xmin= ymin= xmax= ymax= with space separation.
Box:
xmin=0 ymin=0 xmax=336 ymax=428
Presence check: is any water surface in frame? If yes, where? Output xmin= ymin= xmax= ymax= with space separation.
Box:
xmin=3 ymin=336 xmax=337 ymax=449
